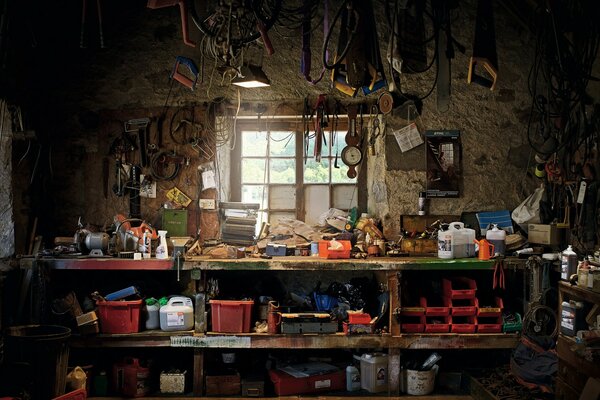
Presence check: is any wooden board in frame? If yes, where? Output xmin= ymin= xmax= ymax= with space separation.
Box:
xmin=400 ymin=238 xmax=438 ymax=255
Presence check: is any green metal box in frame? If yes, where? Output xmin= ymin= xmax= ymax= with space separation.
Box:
xmin=162 ymin=209 xmax=188 ymax=237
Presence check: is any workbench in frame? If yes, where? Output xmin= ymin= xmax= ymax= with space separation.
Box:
xmin=21 ymin=256 xmax=525 ymax=398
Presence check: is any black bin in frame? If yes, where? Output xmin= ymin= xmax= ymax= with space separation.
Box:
xmin=4 ymin=325 xmax=71 ymax=399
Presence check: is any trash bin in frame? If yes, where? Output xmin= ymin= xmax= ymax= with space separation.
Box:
xmin=4 ymin=325 xmax=71 ymax=399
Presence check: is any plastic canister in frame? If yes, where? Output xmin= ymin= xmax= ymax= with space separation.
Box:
xmin=486 ymin=224 xmax=506 ymax=256
xmin=160 ymin=296 xmax=194 ymax=331
xmin=360 ymin=353 xmax=388 ymax=393
xmin=346 ymin=365 xmax=360 ymax=392
xmin=560 ymin=245 xmax=578 ymax=281
xmin=144 ymin=298 xmax=160 ymax=330
xmin=438 ymin=222 xmax=475 ymax=259
xmin=112 ymin=358 xmax=150 ymax=397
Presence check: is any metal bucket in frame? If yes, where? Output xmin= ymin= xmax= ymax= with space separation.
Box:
xmin=4 ymin=325 xmax=71 ymax=399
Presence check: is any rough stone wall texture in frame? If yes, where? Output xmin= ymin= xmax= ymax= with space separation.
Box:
xmin=13 ymin=0 xmax=543 ymax=240
xmin=0 ymin=103 xmax=14 ymax=257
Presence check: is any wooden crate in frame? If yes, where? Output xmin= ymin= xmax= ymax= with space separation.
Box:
xmin=205 ymin=372 xmax=241 ymax=396
xmin=400 ymin=238 xmax=437 ymax=255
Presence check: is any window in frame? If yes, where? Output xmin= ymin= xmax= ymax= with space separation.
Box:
xmin=231 ymin=119 xmax=359 ymax=227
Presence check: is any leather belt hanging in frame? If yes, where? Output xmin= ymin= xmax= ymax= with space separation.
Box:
xmin=468 ymin=0 xmax=498 ymax=90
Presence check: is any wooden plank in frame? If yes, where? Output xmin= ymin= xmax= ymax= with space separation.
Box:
xmin=186 ymin=257 xmax=496 ymax=271
xmin=195 ymin=293 xmax=206 ymax=333
xmin=43 ymin=258 xmax=176 ymax=270
xmin=389 ymin=272 xmax=400 ymax=336
xmin=393 ymin=333 xmax=520 ymax=349
xmin=388 ymin=348 xmax=401 ymax=396
xmin=88 ymin=396 xmax=474 ymax=400
xmin=557 ymin=335 xmax=600 ymax=378
xmin=68 ymin=330 xmax=193 ymax=348
xmin=400 ymin=238 xmax=438 ymax=255
xmin=559 ymin=281 xmax=600 ymax=305
xmin=193 ymin=348 xmax=204 ymax=397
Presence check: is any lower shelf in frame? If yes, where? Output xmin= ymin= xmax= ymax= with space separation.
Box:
xmin=71 ymin=332 xmax=520 ymax=350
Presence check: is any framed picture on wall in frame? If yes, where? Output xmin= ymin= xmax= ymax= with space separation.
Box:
xmin=425 ymin=130 xmax=462 ymax=198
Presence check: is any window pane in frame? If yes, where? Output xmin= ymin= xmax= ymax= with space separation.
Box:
xmin=332 ymin=185 xmax=358 ymax=209
xmin=270 ymin=185 xmax=296 ymax=209
xmin=242 ymin=131 xmax=268 ymax=156
xmin=242 ymin=185 xmax=268 ymax=209
xmin=304 ymin=158 xmax=330 ymax=183
xmin=304 ymin=185 xmax=329 ymax=225
xmin=269 ymin=131 xmax=295 ymax=157
xmin=242 ymin=158 xmax=267 ymax=183
xmin=331 ymin=163 xmax=357 ymax=183
xmin=269 ymin=159 xmax=295 ymax=183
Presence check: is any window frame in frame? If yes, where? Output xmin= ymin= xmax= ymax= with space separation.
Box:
xmin=230 ymin=117 xmax=363 ymax=224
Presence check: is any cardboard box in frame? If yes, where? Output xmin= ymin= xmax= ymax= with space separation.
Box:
xmin=528 ymin=224 xmax=562 ymax=245
xmin=160 ymin=371 xmax=186 ymax=394
xmin=76 ymin=311 xmax=98 ymax=326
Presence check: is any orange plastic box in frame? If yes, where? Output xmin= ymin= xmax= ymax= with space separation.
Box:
xmin=210 ymin=300 xmax=254 ymax=333
xmin=318 ymin=240 xmax=351 ymax=259
xmin=476 ymin=297 xmax=503 ymax=317
xmin=442 ymin=277 xmax=477 ymax=299
xmin=96 ymin=299 xmax=142 ymax=334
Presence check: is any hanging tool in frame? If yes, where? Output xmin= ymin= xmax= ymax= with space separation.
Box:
xmin=125 ymin=118 xmax=150 ymax=168
xmin=468 ymin=0 xmax=498 ymax=90
xmin=171 ymin=56 xmax=199 ymax=90
xmin=80 ymin=0 xmax=105 ymax=48
xmin=368 ymin=106 xmax=381 ymax=156
xmin=332 ymin=101 xmax=340 ymax=168
xmin=493 ymin=259 xmax=505 ymax=290
xmin=147 ymin=0 xmax=195 ymax=47
xmin=313 ymin=94 xmax=328 ymax=162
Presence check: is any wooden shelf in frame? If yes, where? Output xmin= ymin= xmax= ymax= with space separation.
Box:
xmin=559 ymin=281 xmax=600 ymax=304
xmin=69 ymin=330 xmax=194 ymax=348
xmin=556 ymin=335 xmax=600 ymax=378
xmin=39 ymin=258 xmax=178 ymax=270
xmin=71 ymin=331 xmax=519 ymax=350
xmin=186 ymin=256 xmax=496 ymax=271
xmin=88 ymin=396 xmax=474 ymax=400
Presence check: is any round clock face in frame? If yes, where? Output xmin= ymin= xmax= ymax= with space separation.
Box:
xmin=341 ymin=146 xmax=363 ymax=166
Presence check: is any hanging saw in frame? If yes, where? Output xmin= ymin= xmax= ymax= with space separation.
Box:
xmin=468 ymin=0 xmax=498 ymax=90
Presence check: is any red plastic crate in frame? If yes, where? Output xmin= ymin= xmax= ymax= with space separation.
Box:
xmin=476 ymin=297 xmax=503 ymax=317
xmin=268 ymin=368 xmax=345 ymax=395
xmin=424 ymin=297 xmax=451 ymax=316
xmin=52 ymin=389 xmax=86 ymax=400
xmin=401 ymin=315 xmax=425 ymax=333
xmin=318 ymin=240 xmax=351 ymax=259
xmin=449 ymin=297 xmax=477 ymax=316
xmin=210 ymin=300 xmax=254 ymax=333
xmin=400 ymin=297 xmax=426 ymax=316
xmin=477 ymin=316 xmax=503 ymax=333
xmin=443 ymin=277 xmax=477 ymax=299
xmin=425 ymin=315 xmax=450 ymax=333
xmin=450 ymin=315 xmax=477 ymax=333
xmin=96 ymin=299 xmax=142 ymax=334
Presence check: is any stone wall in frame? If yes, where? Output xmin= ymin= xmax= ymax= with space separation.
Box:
xmin=10 ymin=0 xmax=545 ymax=242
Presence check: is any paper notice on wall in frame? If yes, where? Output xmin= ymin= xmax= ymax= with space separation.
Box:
xmin=202 ymin=170 xmax=216 ymax=189
xmin=393 ymin=123 xmax=423 ymax=152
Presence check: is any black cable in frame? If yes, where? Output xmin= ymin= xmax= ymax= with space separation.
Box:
xmin=150 ymin=151 xmax=181 ymax=181
xmin=322 ymin=0 xmax=358 ymax=70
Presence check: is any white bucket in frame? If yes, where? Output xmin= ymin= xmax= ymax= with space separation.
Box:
xmin=405 ymin=365 xmax=438 ymax=395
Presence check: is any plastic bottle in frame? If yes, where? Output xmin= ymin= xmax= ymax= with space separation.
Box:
xmin=346 ymin=365 xmax=360 ymax=391
xmin=561 ymin=245 xmax=578 ymax=281
xmin=486 ymin=224 xmax=506 ymax=256
xmin=144 ymin=297 xmax=160 ymax=330
xmin=156 ymin=230 xmax=169 ymax=259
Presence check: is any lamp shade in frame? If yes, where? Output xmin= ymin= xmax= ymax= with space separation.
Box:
xmin=232 ymin=65 xmax=270 ymax=88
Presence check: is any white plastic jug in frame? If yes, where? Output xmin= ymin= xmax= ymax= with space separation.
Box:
xmin=360 ymin=353 xmax=388 ymax=393
xmin=486 ymin=224 xmax=506 ymax=256
xmin=438 ymin=222 xmax=476 ymax=259
xmin=160 ymin=296 xmax=194 ymax=331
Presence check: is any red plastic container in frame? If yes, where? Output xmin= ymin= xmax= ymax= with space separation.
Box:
xmin=450 ymin=315 xmax=477 ymax=333
xmin=443 ymin=277 xmax=477 ymax=299
xmin=449 ymin=297 xmax=477 ymax=316
xmin=112 ymin=358 xmax=150 ymax=397
xmin=425 ymin=315 xmax=450 ymax=333
xmin=52 ymin=389 xmax=86 ymax=400
xmin=96 ymin=299 xmax=142 ymax=334
xmin=210 ymin=300 xmax=254 ymax=333
xmin=424 ymin=297 xmax=451 ymax=316
xmin=476 ymin=297 xmax=503 ymax=317
xmin=318 ymin=240 xmax=351 ymax=259
xmin=268 ymin=368 xmax=345 ymax=395
xmin=477 ymin=316 xmax=503 ymax=333
xmin=401 ymin=314 xmax=425 ymax=333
